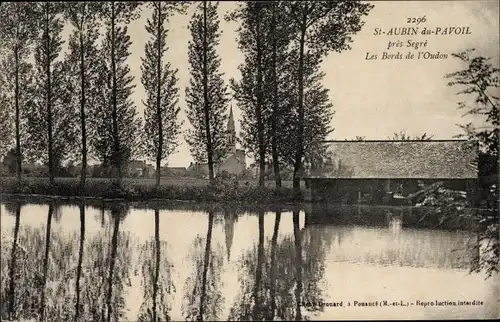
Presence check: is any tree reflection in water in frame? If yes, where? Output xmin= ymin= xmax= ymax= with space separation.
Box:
xmin=74 ymin=202 xmax=86 ymax=321
xmin=136 ymin=207 xmax=175 ymax=321
xmin=1 ymin=201 xmax=22 ymax=321
xmin=229 ymin=209 xmax=331 ymax=321
xmin=300 ymin=215 xmax=335 ymax=317
xmin=268 ymin=211 xmax=281 ymax=321
xmin=39 ymin=203 xmax=54 ymax=321
xmin=78 ymin=202 xmax=133 ymax=322
xmin=293 ymin=210 xmax=303 ymax=321
xmin=252 ymin=210 xmax=265 ymax=320
xmin=0 ymin=202 xmax=81 ymax=321
xmin=182 ymin=211 xmax=224 ymax=321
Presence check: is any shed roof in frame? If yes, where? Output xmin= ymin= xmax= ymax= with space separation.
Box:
xmin=305 ymin=140 xmax=477 ymax=179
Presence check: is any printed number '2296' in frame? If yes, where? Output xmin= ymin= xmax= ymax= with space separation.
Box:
xmin=407 ymin=16 xmax=427 ymax=25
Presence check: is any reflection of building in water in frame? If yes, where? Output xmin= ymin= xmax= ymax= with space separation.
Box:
xmin=53 ymin=204 xmax=63 ymax=223
xmin=224 ymin=210 xmax=237 ymax=261
xmin=306 ymin=203 xmax=475 ymax=231
xmin=309 ymin=225 xmax=470 ymax=269
xmin=387 ymin=212 xmax=403 ymax=236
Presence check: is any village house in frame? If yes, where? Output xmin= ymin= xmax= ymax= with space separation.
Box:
xmin=248 ymin=162 xmax=294 ymax=180
xmin=127 ymin=160 xmax=155 ymax=178
xmin=69 ymin=163 xmax=95 ymax=177
xmin=23 ymin=162 xmax=49 ymax=176
xmin=144 ymin=164 xmax=155 ymax=178
xmin=302 ymin=140 xmax=479 ymax=205
xmin=127 ymin=160 xmax=145 ymax=177
xmin=187 ymin=162 xmax=209 ymax=178
xmin=161 ymin=166 xmax=189 ymax=178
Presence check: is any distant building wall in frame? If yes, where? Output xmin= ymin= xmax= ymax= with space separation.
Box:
xmin=219 ymin=155 xmax=246 ymax=176
xmin=306 ymin=178 xmax=479 ymax=205
xmin=161 ymin=167 xmax=188 ymax=178
xmin=187 ymin=163 xmax=210 ymax=178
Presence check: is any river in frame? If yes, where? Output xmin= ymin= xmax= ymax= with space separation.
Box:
xmin=0 ymin=200 xmax=498 ymax=321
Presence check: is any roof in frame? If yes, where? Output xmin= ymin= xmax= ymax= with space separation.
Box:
xmin=220 ymin=149 xmax=245 ymax=164
xmin=23 ymin=163 xmax=47 ymax=170
xmin=187 ymin=163 xmax=208 ymax=171
xmin=129 ymin=160 xmax=146 ymax=166
xmin=305 ymin=140 xmax=477 ymax=179
xmin=234 ymin=149 xmax=245 ymax=160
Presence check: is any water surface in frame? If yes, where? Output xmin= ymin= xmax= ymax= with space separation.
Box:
xmin=0 ymin=200 xmax=498 ymax=321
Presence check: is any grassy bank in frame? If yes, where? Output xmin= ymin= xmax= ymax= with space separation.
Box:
xmin=0 ymin=177 xmax=302 ymax=203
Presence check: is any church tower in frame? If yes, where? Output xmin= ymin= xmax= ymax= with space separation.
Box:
xmin=226 ymin=104 xmax=236 ymax=154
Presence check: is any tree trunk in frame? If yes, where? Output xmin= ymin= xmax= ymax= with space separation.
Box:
xmin=46 ymin=4 xmax=54 ymax=185
xmin=199 ymin=212 xmax=214 ymax=321
xmin=79 ymin=13 xmax=87 ymax=191
xmin=155 ymin=3 xmax=163 ymax=189
xmin=40 ymin=204 xmax=54 ymax=322
xmin=293 ymin=11 xmax=308 ymax=200
xmin=255 ymin=3 xmax=266 ymax=188
xmin=152 ymin=208 xmax=160 ymax=321
xmin=252 ymin=210 xmax=265 ymax=320
xmin=14 ymin=44 xmax=22 ymax=181
xmin=268 ymin=211 xmax=281 ymax=321
xmin=270 ymin=2 xmax=282 ymax=188
xmin=111 ymin=1 xmax=121 ymax=184
xmin=75 ymin=203 xmax=85 ymax=322
xmin=202 ymin=1 xmax=215 ymax=184
xmin=106 ymin=209 xmax=120 ymax=322
xmin=293 ymin=210 xmax=302 ymax=321
xmin=7 ymin=203 xmax=21 ymax=320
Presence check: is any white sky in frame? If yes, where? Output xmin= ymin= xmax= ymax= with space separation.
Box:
xmin=61 ymin=0 xmax=500 ymax=167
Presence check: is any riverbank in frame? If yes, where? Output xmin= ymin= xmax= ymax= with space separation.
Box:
xmin=0 ymin=177 xmax=302 ymax=203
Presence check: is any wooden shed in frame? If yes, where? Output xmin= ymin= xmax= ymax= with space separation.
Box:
xmin=302 ymin=140 xmax=478 ymax=205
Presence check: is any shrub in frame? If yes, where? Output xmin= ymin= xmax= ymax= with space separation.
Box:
xmin=0 ymin=177 xmax=302 ymax=203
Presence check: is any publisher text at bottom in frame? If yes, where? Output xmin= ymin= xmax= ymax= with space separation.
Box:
xmin=298 ymin=300 xmax=484 ymax=308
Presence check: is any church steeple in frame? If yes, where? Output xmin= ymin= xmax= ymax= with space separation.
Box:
xmin=227 ymin=104 xmax=235 ymax=133
xmin=226 ymin=104 xmax=236 ymax=153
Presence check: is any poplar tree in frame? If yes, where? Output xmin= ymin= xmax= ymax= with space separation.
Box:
xmin=268 ymin=1 xmax=296 ymax=188
xmin=280 ymin=51 xmax=334 ymax=178
xmin=91 ymin=1 xmax=142 ymax=183
xmin=141 ymin=1 xmax=189 ymax=188
xmin=64 ymin=2 xmax=103 ymax=189
xmin=228 ymin=2 xmax=268 ymax=187
xmin=185 ymin=1 xmax=229 ymax=184
xmin=285 ymin=1 xmax=373 ymax=198
xmin=26 ymin=2 xmax=77 ymax=183
xmin=0 ymin=3 xmax=37 ymax=180
xmin=229 ymin=1 xmax=296 ymax=188
xmin=91 ymin=23 xmax=141 ymax=180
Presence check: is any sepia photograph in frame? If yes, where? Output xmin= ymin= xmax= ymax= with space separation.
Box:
xmin=0 ymin=1 xmax=498 ymax=321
